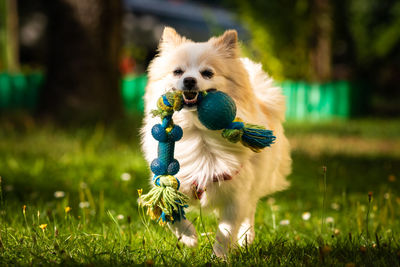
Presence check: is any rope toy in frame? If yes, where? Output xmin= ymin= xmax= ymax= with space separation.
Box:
xmin=139 ymin=90 xmax=276 ymax=225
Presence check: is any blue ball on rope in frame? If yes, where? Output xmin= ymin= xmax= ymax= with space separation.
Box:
xmin=197 ymin=91 xmax=237 ymax=130
xmin=150 ymin=158 xmax=167 ymax=176
xmin=151 ymin=124 xmax=168 ymax=142
xmin=170 ymin=125 xmax=183 ymax=141
xmin=167 ymin=159 xmax=180 ymax=175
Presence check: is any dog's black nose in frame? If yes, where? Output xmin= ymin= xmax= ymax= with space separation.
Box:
xmin=183 ymin=77 xmax=197 ymax=90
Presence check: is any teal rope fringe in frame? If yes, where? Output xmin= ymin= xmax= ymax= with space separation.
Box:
xmin=222 ymin=121 xmax=276 ymax=152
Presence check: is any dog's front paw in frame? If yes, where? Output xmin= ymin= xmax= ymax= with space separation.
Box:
xmin=168 ymin=219 xmax=198 ymax=247
xmin=213 ymin=241 xmax=228 ymax=258
xmin=179 ymin=233 xmax=198 ymax=248
xmin=237 ymin=222 xmax=255 ymax=247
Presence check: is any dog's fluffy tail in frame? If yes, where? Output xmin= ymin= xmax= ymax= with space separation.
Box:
xmin=240 ymin=58 xmax=286 ymax=122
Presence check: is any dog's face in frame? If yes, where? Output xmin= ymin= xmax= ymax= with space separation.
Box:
xmin=148 ymin=27 xmax=247 ymax=106
xmin=168 ymin=42 xmax=220 ymax=105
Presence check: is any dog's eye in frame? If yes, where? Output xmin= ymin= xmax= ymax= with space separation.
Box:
xmin=201 ymin=69 xmax=214 ymax=79
xmin=173 ymin=69 xmax=184 ymax=76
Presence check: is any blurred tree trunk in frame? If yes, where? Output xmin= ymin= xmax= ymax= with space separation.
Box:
xmin=41 ymin=0 xmax=122 ymax=121
xmin=310 ymin=0 xmax=332 ymax=82
xmin=0 ymin=0 xmax=19 ymax=71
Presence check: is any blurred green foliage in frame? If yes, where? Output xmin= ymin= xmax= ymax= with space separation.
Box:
xmin=234 ymin=0 xmax=313 ymax=81
xmin=229 ymin=0 xmax=400 ymax=81
xmin=348 ymin=0 xmax=400 ymax=63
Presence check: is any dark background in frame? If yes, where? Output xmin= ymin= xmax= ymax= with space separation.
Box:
xmin=2 ymin=0 xmax=399 ymax=121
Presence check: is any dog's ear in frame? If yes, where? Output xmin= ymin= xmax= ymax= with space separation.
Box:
xmin=159 ymin=27 xmax=187 ymax=52
xmin=210 ymin=30 xmax=238 ymax=58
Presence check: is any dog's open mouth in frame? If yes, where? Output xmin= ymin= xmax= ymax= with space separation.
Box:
xmin=182 ymin=91 xmax=199 ymax=106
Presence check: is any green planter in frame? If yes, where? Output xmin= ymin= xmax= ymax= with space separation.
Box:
xmin=0 ymin=72 xmax=149 ymax=113
xmin=0 ymin=73 xmax=12 ymax=108
xmin=0 ymin=72 xmax=43 ymax=111
xmin=281 ymin=81 xmax=365 ymax=121
xmin=121 ymin=74 xmax=147 ymax=114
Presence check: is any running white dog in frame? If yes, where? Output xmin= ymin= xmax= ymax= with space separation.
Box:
xmin=141 ymin=27 xmax=292 ymax=257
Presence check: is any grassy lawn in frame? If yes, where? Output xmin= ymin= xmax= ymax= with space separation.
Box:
xmin=0 ymin=116 xmax=399 ymax=266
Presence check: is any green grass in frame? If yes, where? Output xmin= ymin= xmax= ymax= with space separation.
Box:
xmin=0 ymin=116 xmax=400 ymax=266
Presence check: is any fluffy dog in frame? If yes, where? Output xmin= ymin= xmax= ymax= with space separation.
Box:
xmin=141 ymin=27 xmax=291 ymax=257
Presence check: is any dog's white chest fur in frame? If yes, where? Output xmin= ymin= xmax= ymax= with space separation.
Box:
xmin=172 ymin=110 xmax=248 ymax=201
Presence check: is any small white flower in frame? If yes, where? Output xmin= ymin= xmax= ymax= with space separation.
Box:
xmin=279 ymin=219 xmax=290 ymax=226
xmin=121 ymin=173 xmax=131 ymax=181
xmin=200 ymin=232 xmax=213 ymax=236
xmin=334 ymin=228 xmax=340 ymax=235
xmin=54 ymin=191 xmax=65 ymax=198
xmin=117 ymin=214 xmax=124 ymax=220
xmin=331 ymin=203 xmax=340 ymax=210
xmin=302 ymin=212 xmax=311 ymax=221
xmin=79 ymin=201 xmax=90 ymax=208
xmin=326 ymin=217 xmax=334 ymax=224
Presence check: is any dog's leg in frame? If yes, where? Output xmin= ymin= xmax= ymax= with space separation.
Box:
xmin=213 ymin=203 xmax=244 ymax=257
xmin=237 ymin=203 xmax=256 ymax=247
xmin=168 ymin=219 xmax=198 ymax=247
